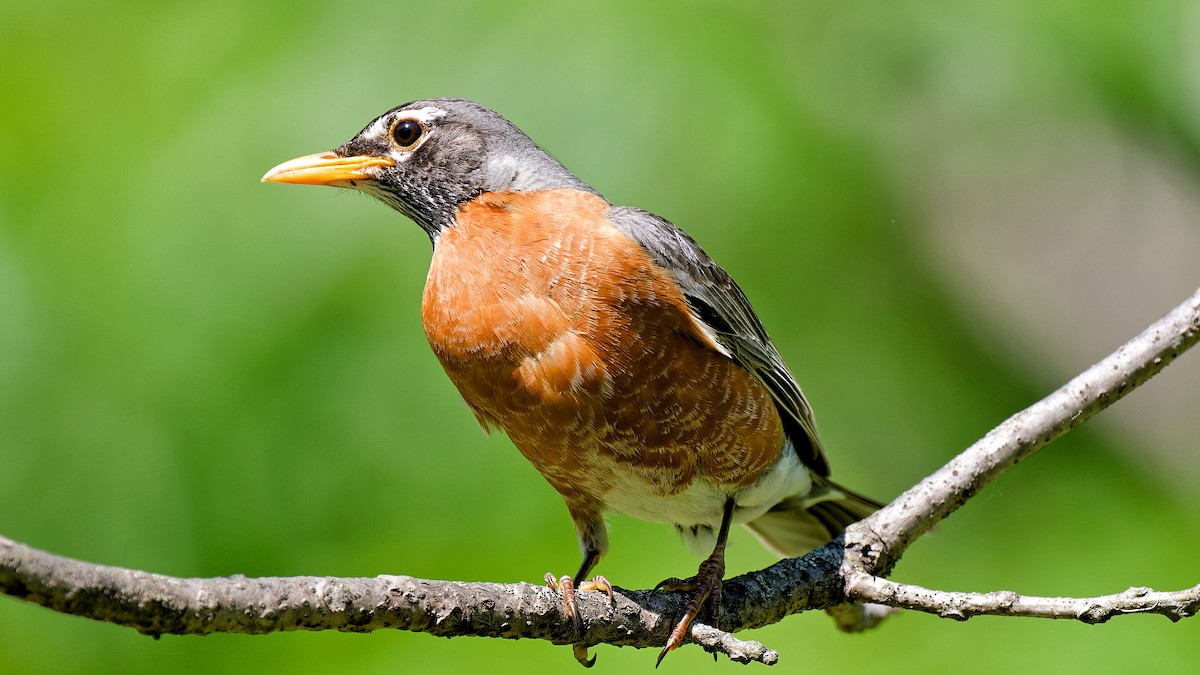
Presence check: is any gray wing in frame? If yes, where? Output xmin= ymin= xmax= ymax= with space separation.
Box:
xmin=606 ymin=206 xmax=831 ymax=476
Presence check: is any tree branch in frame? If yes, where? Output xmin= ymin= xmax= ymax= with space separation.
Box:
xmin=0 ymin=532 xmax=846 ymax=664
xmin=3 ymin=287 xmax=1198 ymax=663
xmin=846 ymin=575 xmax=1200 ymax=623
xmin=854 ymin=285 xmax=1200 ymax=571
xmin=839 ymin=285 xmax=1200 ymax=617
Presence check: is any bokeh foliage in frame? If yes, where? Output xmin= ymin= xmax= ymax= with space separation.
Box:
xmin=1 ymin=0 xmax=1197 ymax=672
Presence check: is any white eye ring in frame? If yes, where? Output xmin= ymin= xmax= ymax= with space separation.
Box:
xmin=390 ymin=119 xmax=426 ymax=149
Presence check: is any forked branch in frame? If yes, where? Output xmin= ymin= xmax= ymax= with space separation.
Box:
xmin=2 ymin=287 xmax=1198 ymax=665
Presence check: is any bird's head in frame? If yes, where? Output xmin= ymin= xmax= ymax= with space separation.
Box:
xmin=262 ymin=98 xmax=595 ymax=241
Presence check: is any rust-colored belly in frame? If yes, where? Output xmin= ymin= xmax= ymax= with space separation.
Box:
xmin=421 ymin=189 xmax=783 ymax=512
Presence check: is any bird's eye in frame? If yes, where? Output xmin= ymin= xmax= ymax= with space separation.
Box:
xmin=390 ymin=119 xmax=425 ymax=149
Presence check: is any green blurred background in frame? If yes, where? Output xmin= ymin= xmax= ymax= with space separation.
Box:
xmin=2 ymin=0 xmax=1198 ymax=672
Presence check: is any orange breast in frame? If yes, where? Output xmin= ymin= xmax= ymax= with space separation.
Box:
xmin=421 ymin=189 xmax=784 ymax=507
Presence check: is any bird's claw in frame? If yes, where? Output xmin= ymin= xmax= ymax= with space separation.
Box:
xmin=654 ymin=553 xmax=726 ymax=667
xmin=546 ymin=573 xmax=614 ymax=667
xmin=546 ymin=574 xmax=581 ymax=631
xmin=572 ymin=643 xmax=597 ymax=668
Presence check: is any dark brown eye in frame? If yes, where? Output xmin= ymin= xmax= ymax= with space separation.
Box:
xmin=391 ymin=119 xmax=424 ymax=148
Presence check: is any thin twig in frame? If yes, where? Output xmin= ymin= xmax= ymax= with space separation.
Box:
xmin=846 ymin=574 xmax=1200 ymax=623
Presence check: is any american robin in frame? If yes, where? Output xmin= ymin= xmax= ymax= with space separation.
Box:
xmin=262 ymin=98 xmax=880 ymax=666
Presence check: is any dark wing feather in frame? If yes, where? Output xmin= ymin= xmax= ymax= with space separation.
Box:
xmin=606 ymin=206 xmax=830 ymax=476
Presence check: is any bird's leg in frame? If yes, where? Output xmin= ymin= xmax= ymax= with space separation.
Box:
xmin=545 ymin=503 xmax=614 ymax=667
xmin=654 ymin=498 xmax=736 ymax=666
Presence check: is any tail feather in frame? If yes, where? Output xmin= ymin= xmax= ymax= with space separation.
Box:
xmin=744 ymin=477 xmax=883 ymax=558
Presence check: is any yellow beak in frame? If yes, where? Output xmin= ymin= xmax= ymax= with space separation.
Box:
xmin=261 ymin=152 xmax=395 ymax=186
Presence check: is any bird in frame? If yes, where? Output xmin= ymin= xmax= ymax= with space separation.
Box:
xmin=262 ymin=98 xmax=880 ymax=666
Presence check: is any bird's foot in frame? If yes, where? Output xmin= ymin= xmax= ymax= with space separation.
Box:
xmin=546 ymin=573 xmax=614 ymax=667
xmin=654 ymin=550 xmax=726 ymax=667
